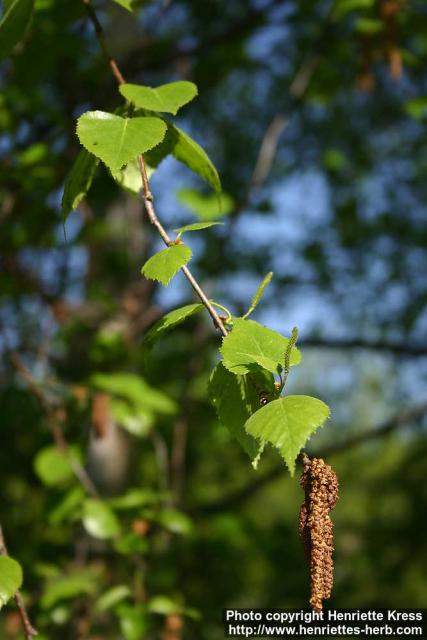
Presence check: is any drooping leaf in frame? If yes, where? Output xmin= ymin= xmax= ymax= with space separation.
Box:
xmin=90 ymin=372 xmax=177 ymax=415
xmin=245 ymin=395 xmax=330 ymax=475
xmin=209 ymin=363 xmax=261 ymax=458
xmin=82 ymin=499 xmax=121 ymax=539
xmin=0 ymin=557 xmax=23 ymax=610
xmin=61 ymin=150 xmax=99 ymax=219
xmin=0 ymin=0 xmax=34 ymax=60
xmin=220 ymin=318 xmax=301 ymax=375
xmin=96 ymin=585 xmax=131 ymax=612
xmin=177 ymin=188 xmax=234 ymax=220
xmin=120 ymin=81 xmax=198 ymax=115
xmin=141 ymin=244 xmax=192 ymax=286
xmin=243 ymin=272 xmax=273 ymax=319
xmin=170 ymin=124 xmax=221 ymax=194
xmin=174 ymin=221 xmax=223 ymax=235
xmin=76 ymin=111 xmax=167 ymax=171
xmin=34 ymin=445 xmax=75 ymax=486
xmin=143 ymin=303 xmax=204 ymax=347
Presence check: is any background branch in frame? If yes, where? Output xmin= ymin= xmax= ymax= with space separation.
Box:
xmin=192 ymin=402 xmax=427 ymax=515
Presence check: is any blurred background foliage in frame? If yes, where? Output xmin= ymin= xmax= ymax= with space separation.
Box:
xmin=1 ymin=0 xmax=427 ymax=637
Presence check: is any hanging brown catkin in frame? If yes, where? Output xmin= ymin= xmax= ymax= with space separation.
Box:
xmin=299 ymin=457 xmax=339 ymax=612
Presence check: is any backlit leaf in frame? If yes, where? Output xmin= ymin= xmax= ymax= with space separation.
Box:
xmin=120 ymin=81 xmax=198 ymax=115
xmin=143 ymin=303 xmax=204 ymax=347
xmin=220 ymin=318 xmax=301 ymax=375
xmin=61 ymin=150 xmax=99 ymax=219
xmin=0 ymin=557 xmax=23 ymax=610
xmin=245 ymin=395 xmax=330 ymax=475
xmin=77 ymin=111 xmax=166 ymax=171
xmin=141 ymin=244 xmax=192 ymax=286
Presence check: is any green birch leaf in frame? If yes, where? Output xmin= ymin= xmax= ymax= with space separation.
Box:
xmin=0 ymin=0 xmax=34 ymax=60
xmin=111 ymin=157 xmax=155 ymax=195
xmin=243 ymin=272 xmax=273 ymax=319
xmin=141 ymin=244 xmax=192 ymax=286
xmin=76 ymin=112 xmax=167 ymax=171
xmin=220 ymin=318 xmax=301 ymax=375
xmin=0 ymin=557 xmax=23 ymax=610
xmin=174 ymin=221 xmax=223 ymax=235
xmin=170 ymin=124 xmax=221 ymax=194
xmin=177 ymin=188 xmax=234 ymax=220
xmin=61 ymin=150 xmax=99 ymax=219
xmin=209 ymin=363 xmax=270 ymax=458
xmin=143 ymin=303 xmax=204 ymax=347
xmin=34 ymin=445 xmax=75 ymax=486
xmin=82 ymin=499 xmax=121 ymax=540
xmin=245 ymin=395 xmax=330 ymax=475
xmin=120 ymin=81 xmax=198 ymax=115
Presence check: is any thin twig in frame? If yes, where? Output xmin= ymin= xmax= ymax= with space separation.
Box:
xmin=0 ymin=526 xmax=38 ymax=639
xmin=9 ymin=352 xmax=99 ymax=498
xmin=79 ymin=0 xmax=228 ymax=338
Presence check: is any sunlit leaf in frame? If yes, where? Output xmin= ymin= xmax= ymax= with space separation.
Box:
xmin=77 ymin=111 xmax=166 ymax=171
xmin=177 ymin=188 xmax=234 ymax=220
xmin=120 ymin=81 xmax=198 ymax=115
xmin=143 ymin=303 xmax=204 ymax=348
xmin=220 ymin=318 xmax=301 ymax=375
xmin=174 ymin=221 xmax=223 ymax=235
xmin=0 ymin=557 xmax=23 ymax=610
xmin=242 ymin=272 xmax=273 ymax=319
xmin=141 ymin=244 xmax=192 ymax=286
xmin=245 ymin=396 xmax=330 ymax=475
xmin=34 ymin=446 xmax=76 ymax=486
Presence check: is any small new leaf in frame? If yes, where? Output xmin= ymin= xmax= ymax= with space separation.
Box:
xmin=143 ymin=303 xmax=204 ymax=347
xmin=245 ymin=396 xmax=330 ymax=476
xmin=0 ymin=557 xmax=23 ymax=610
xmin=141 ymin=244 xmax=192 ymax=286
xmin=76 ymin=111 xmax=166 ymax=171
xmin=173 ymin=221 xmax=223 ymax=235
xmin=120 ymin=81 xmax=198 ymax=115
xmin=220 ymin=318 xmax=301 ymax=375
xmin=61 ymin=150 xmax=99 ymax=219
xmin=243 ymin=272 xmax=273 ymax=319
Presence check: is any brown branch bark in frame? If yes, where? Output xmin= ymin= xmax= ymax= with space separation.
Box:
xmin=79 ymin=0 xmax=228 ymax=338
xmin=0 ymin=526 xmax=38 ymax=639
xmin=8 ymin=352 xmax=99 ymax=498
